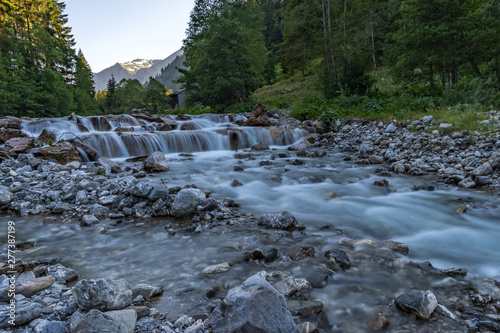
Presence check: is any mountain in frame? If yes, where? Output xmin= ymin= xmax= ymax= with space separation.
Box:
xmin=93 ymin=49 xmax=184 ymax=91
xmin=155 ymin=54 xmax=186 ymax=92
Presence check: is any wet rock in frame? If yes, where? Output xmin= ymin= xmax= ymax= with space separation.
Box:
xmin=376 ymin=240 xmax=410 ymax=255
xmin=293 ymin=245 xmax=315 ymax=260
xmin=251 ymin=140 xmax=270 ymax=151
xmin=287 ymin=300 xmax=324 ymax=316
xmin=0 ymin=298 xmax=42 ymax=328
xmin=0 ymin=127 xmax=27 ymax=143
xmin=88 ymin=116 xmax=112 ymax=131
xmin=46 ymin=264 xmax=79 ymax=283
xmin=258 ymin=211 xmax=305 ymax=231
xmin=131 ymin=284 xmax=163 ymax=299
xmin=5 ymin=137 xmax=34 ymax=155
xmin=395 ymin=290 xmax=438 ymax=320
xmin=69 ymin=140 xmax=101 ymax=161
xmin=180 ymin=121 xmax=201 ymax=131
xmin=368 ymin=313 xmax=390 ymax=330
xmin=16 ymin=271 xmax=55 ymax=297
xmin=0 ymin=192 xmax=11 ymax=206
xmin=369 ymin=155 xmax=384 ymax=164
xmin=298 ymin=175 xmax=322 ymax=184
xmin=203 ymin=262 xmax=231 ymax=276
xmin=129 ymin=182 xmax=154 ymax=198
xmin=105 ymin=309 xmax=137 ymax=333
xmin=233 ymin=165 xmax=244 ymax=172
xmin=80 ymin=214 xmax=99 ymax=226
xmin=74 ymin=309 xmax=128 ymax=333
xmin=210 ymin=274 xmax=298 ymax=333
xmin=393 ymin=163 xmax=406 ymax=173
xmin=273 ymin=276 xmax=310 ymax=297
xmin=324 ymin=249 xmax=350 ymax=270
xmin=38 ymin=141 xmax=82 ymax=164
xmin=37 ymin=128 xmax=58 ymax=144
xmin=230 ymin=179 xmax=243 ymax=187
xmin=0 ymin=275 xmax=10 ymax=302
xmin=115 ymin=127 xmax=135 ymax=133
xmin=374 ymin=179 xmax=389 ymax=186
xmin=144 ymin=151 xmax=169 ymax=172
xmin=171 ymin=188 xmax=206 ymax=217
xmin=147 ymin=184 xmax=169 ymax=201
xmin=73 ymin=278 xmax=132 ymax=311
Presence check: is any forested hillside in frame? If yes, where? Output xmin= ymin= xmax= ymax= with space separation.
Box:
xmin=178 ymin=0 xmax=499 ymax=118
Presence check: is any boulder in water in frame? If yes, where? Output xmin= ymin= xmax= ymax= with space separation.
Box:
xmin=144 ymin=151 xmax=169 ymax=172
xmin=258 ymin=211 xmax=305 ymax=231
xmin=38 ymin=141 xmax=82 ymax=164
xmin=395 ymin=290 xmax=438 ymax=319
xmin=170 ymin=188 xmax=206 ymax=217
xmin=180 ymin=121 xmax=201 ymax=131
xmin=0 ymin=116 xmax=22 ymax=129
xmin=37 ymin=128 xmax=58 ymax=144
xmin=210 ymin=274 xmax=298 ymax=333
xmin=251 ymin=140 xmax=270 ymax=151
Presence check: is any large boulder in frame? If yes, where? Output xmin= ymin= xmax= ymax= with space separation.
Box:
xmin=395 ymin=290 xmax=438 ymax=320
xmin=88 ymin=116 xmax=112 ymax=131
xmin=258 ymin=211 xmax=305 ymax=231
xmin=0 ymin=128 xmax=27 ymax=143
xmin=74 ymin=309 xmax=128 ymax=333
xmin=37 ymin=128 xmax=58 ymax=144
xmin=180 ymin=121 xmax=201 ymax=131
xmin=144 ymin=151 xmax=169 ymax=172
xmin=210 ymin=274 xmax=298 ymax=333
xmin=72 ymin=279 xmax=132 ymax=311
xmin=245 ymin=104 xmax=271 ymax=127
xmin=0 ymin=116 xmax=22 ymax=129
xmin=4 ymin=137 xmax=34 ymax=155
xmin=170 ymin=188 xmax=206 ymax=217
xmin=38 ymin=141 xmax=82 ymax=164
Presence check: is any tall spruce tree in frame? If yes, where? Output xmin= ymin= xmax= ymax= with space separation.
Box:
xmin=74 ymin=49 xmax=95 ymax=112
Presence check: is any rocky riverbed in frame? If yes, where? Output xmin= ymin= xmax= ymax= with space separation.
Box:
xmin=0 ymin=110 xmax=499 ymax=332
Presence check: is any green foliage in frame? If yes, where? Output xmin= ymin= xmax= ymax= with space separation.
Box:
xmin=178 ymin=0 xmax=266 ymax=112
xmin=142 ymin=78 xmax=170 ymax=113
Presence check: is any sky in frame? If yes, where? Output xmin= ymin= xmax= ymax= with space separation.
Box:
xmin=64 ymin=0 xmax=195 ymax=73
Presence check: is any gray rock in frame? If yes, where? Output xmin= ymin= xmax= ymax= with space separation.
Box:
xmin=369 ymin=155 xmax=384 ymax=164
xmin=0 ymin=299 xmax=42 ymax=328
xmin=0 ymin=192 xmax=11 ymax=205
xmin=134 ymin=317 xmax=161 ymax=333
xmin=75 ymin=190 xmax=89 ymax=204
xmin=230 ymin=179 xmax=243 ymax=187
xmin=74 ymin=309 xmax=128 ymax=333
xmin=170 ymin=188 xmax=206 ymax=217
xmin=46 ymin=264 xmax=79 ymax=283
xmin=438 ymin=123 xmax=453 ymax=134
xmin=131 ymin=284 xmax=163 ymax=299
xmin=73 ymin=278 xmax=132 ymax=311
xmin=395 ymin=290 xmax=438 ymax=319
xmin=81 ymin=215 xmax=99 ymax=226
xmin=210 ymin=274 xmax=298 ymax=333
xmin=203 ymin=262 xmax=231 ymax=276
xmin=98 ymin=157 xmax=120 ymax=173
xmin=16 ymin=271 xmax=55 ymax=297
xmin=147 ymin=184 xmax=169 ymax=201
xmin=105 ymin=309 xmax=137 ymax=333
xmin=46 ymin=190 xmax=61 ymax=201
xmin=422 ymin=115 xmax=434 ymax=124
xmin=89 ymin=204 xmax=110 ymax=218
xmin=471 ymin=162 xmax=493 ymax=177
xmin=273 ymin=276 xmax=310 ymax=297
xmin=144 ymin=152 xmax=169 ymax=172
xmin=324 ymin=249 xmax=350 ymax=270
xmin=251 ymin=140 xmax=270 ymax=151
xmin=129 ymin=182 xmax=154 ymax=199
xmin=258 ymin=211 xmax=305 ymax=231
xmin=41 ymin=321 xmax=66 ymax=333
xmin=488 ymin=151 xmax=500 ymax=169
xmin=458 ymin=177 xmax=476 ymax=188
xmin=386 ymin=123 xmax=397 ymax=133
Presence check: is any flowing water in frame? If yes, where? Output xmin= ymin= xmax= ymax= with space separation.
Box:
xmin=2 ymin=114 xmax=500 ymax=327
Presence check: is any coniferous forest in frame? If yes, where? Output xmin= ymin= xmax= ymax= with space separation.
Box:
xmin=1 ymin=0 xmax=499 ymax=120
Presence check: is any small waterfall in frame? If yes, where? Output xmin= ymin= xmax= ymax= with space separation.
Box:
xmin=20 ymin=114 xmax=310 ymax=159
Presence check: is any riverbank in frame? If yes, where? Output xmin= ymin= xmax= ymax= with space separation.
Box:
xmin=0 ymin=110 xmax=499 ymax=332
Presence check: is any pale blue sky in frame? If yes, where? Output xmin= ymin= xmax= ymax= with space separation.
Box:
xmin=64 ymin=0 xmax=195 ymax=73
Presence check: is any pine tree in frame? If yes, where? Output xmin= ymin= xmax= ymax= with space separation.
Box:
xmin=105 ymin=74 xmax=118 ymax=111
xmin=74 ymin=49 xmax=95 ymax=112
